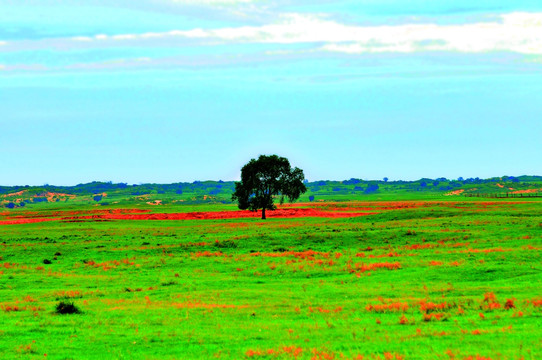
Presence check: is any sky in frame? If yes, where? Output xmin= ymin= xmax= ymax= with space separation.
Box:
xmin=1 ymin=0 xmax=541 ymax=186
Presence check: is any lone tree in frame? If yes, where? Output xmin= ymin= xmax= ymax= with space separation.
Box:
xmin=232 ymin=155 xmax=307 ymax=219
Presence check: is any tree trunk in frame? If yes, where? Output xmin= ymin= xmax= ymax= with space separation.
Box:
xmin=261 ymin=207 xmax=266 ymax=220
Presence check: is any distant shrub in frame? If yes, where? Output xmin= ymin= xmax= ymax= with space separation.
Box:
xmin=433 ymin=181 xmax=440 ymax=187
xmin=332 ymin=187 xmax=344 ymax=192
xmin=93 ymin=195 xmax=102 ymax=202
xmin=55 ymin=301 xmax=81 ymax=315
xmin=354 ymin=186 xmax=363 ymax=191
xmin=175 ymin=189 xmax=183 ymax=195
xmin=43 ymin=259 xmax=52 ymax=264
xmin=343 ymin=178 xmax=361 ymax=185
xmin=317 ymin=181 xmax=327 ymax=186
xmin=309 ymin=195 xmax=315 ymax=202
xmin=420 ymin=181 xmax=427 ymax=188
xmin=364 ymin=184 xmax=379 ymax=194
xmin=33 ymin=197 xmax=47 ymax=203
xmin=208 ymin=189 xmax=221 ymax=195
xmin=5 ymin=202 xmax=15 ymax=209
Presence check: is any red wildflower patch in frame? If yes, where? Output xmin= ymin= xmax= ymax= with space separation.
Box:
xmin=366 ymin=302 xmax=409 ymax=313
xmin=368 ymin=251 xmax=402 ymax=259
xmin=383 ymin=353 xmax=405 ymax=360
xmin=245 ymin=346 xmax=304 ymax=358
xmin=423 ymin=313 xmax=446 ymax=321
xmin=419 ymin=301 xmax=449 ymax=313
xmin=1 ymin=208 xmax=375 ymax=225
xmin=404 ymin=243 xmax=434 ymax=250
xmin=1 ymin=303 xmax=42 ymax=312
xmin=504 ymin=299 xmax=515 ymax=310
xmin=481 ymin=292 xmax=501 ymax=310
xmin=55 ymin=290 xmax=82 ymax=298
xmin=311 ymin=348 xmax=336 ymax=360
xmin=84 ymin=258 xmax=139 ymax=270
xmin=251 ymin=250 xmax=329 ymax=259
xmin=192 ymin=251 xmax=224 ymax=258
xmin=351 ymin=262 xmax=401 ymax=273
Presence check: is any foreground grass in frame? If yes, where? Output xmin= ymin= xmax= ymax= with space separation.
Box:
xmin=0 ymin=199 xmax=541 ymax=359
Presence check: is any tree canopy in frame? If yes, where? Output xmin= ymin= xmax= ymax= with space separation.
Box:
xmin=232 ymin=155 xmax=307 ymax=219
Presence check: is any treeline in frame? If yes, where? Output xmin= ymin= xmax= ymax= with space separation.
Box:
xmin=1 ymin=175 xmax=541 ymax=208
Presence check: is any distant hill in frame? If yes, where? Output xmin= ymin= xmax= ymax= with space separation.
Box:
xmin=2 ymin=176 xmax=542 ymax=208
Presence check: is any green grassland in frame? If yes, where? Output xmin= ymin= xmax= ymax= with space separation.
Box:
xmin=0 ymin=179 xmax=541 ymax=359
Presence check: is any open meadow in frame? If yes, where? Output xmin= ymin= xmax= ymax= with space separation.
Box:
xmin=1 ymin=196 xmax=541 ymax=360
xmin=4 ymin=0 xmax=542 ymax=358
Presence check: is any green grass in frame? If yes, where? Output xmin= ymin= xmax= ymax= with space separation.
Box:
xmin=0 ymin=198 xmax=541 ymax=359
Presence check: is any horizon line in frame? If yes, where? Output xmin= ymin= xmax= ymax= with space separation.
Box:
xmin=1 ymin=174 xmax=540 ymax=188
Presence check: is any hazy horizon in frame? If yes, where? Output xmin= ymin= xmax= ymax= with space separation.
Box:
xmin=2 ymin=174 xmax=540 ymax=188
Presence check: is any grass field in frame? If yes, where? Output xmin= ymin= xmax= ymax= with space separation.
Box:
xmin=1 ymin=198 xmax=541 ymax=359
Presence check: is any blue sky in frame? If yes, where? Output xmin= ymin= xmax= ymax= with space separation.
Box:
xmin=1 ymin=1 xmax=541 ymax=185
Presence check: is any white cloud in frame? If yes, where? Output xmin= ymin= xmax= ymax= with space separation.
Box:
xmin=100 ymin=12 xmax=542 ymax=54
xmin=5 ymin=12 xmax=542 ymax=55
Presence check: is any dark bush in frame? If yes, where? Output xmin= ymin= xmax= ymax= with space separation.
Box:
xmin=55 ymin=301 xmax=81 ymax=315
xmin=309 ymin=195 xmax=315 ymax=202
xmin=43 ymin=259 xmax=52 ymax=264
